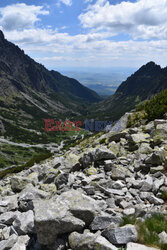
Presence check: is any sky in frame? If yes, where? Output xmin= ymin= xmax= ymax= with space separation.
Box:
xmin=0 ymin=0 xmax=167 ymax=71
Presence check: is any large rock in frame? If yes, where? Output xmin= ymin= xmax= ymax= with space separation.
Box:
xmin=111 ymin=165 xmax=132 ymax=180
xmin=145 ymin=152 xmax=164 ymax=166
xmin=18 ymin=184 xmax=49 ymax=211
xmin=79 ymin=151 xmax=95 ymax=168
xmin=102 ymin=224 xmax=138 ymax=245
xmin=11 ymin=235 xmax=30 ymax=250
xmin=148 ymin=195 xmax=164 ymax=205
xmin=0 ymin=211 xmax=20 ymax=225
xmin=10 ymin=176 xmax=32 ymax=192
xmin=13 ymin=210 xmax=35 ymax=235
xmin=140 ymin=176 xmax=153 ymax=192
xmin=54 ymin=171 xmax=69 ymax=189
xmin=0 ymin=195 xmax=18 ymax=212
xmin=159 ymin=231 xmax=167 ymax=244
xmin=34 ymin=190 xmax=99 ymax=245
xmin=0 ymin=234 xmax=18 ymax=250
xmin=108 ymin=131 xmax=127 ymax=143
xmin=128 ymin=133 xmax=150 ymax=146
xmin=90 ymin=215 xmax=122 ymax=231
xmin=69 ymin=231 xmax=118 ymax=250
xmin=94 ymin=147 xmax=116 ymax=161
xmin=153 ymin=123 xmax=167 ymax=144
xmin=126 ymin=242 xmax=159 ymax=250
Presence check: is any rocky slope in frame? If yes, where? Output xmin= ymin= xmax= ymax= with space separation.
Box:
xmin=0 ymin=113 xmax=167 ymax=249
xmin=89 ymin=62 xmax=167 ymax=121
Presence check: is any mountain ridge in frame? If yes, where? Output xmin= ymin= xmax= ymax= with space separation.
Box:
xmin=0 ymin=30 xmax=100 ymax=103
xmin=88 ymin=61 xmax=167 ymax=121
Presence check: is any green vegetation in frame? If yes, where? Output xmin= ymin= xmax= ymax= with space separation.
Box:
xmin=136 ymin=89 xmax=167 ymax=121
xmin=121 ymin=214 xmax=167 ymax=249
xmin=0 ymin=152 xmax=52 ymax=179
xmin=0 ymin=144 xmax=51 ymax=168
xmin=127 ymin=89 xmax=167 ymax=127
xmin=161 ymin=191 xmax=167 ymax=201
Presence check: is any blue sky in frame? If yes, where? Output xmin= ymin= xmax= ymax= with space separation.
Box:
xmin=0 ymin=0 xmax=167 ymax=71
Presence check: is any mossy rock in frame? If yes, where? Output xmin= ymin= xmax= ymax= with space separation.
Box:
xmin=85 ymin=166 xmax=98 ymax=176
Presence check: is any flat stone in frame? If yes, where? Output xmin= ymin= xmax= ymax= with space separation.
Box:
xmin=150 ymin=166 xmax=164 ymax=174
xmin=127 ymin=242 xmax=159 ymax=250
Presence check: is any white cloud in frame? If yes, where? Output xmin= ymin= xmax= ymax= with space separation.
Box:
xmin=57 ymin=0 xmax=72 ymax=6
xmin=79 ymin=0 xmax=167 ymax=40
xmin=0 ymin=3 xmax=49 ymax=31
xmin=0 ymin=2 xmax=166 ymax=69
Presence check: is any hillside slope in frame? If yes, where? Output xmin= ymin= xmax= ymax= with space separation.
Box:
xmin=0 ymin=30 xmax=100 ymax=167
xmin=89 ymin=62 xmax=167 ymax=121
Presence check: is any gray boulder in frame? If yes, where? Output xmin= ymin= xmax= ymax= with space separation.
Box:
xmin=90 ymin=215 xmax=122 ymax=231
xmin=69 ymin=231 xmax=118 ymax=250
xmin=126 ymin=242 xmax=159 ymax=250
xmin=145 ymin=152 xmax=164 ymax=166
xmin=0 ymin=234 xmax=18 ymax=250
xmin=158 ymin=231 xmax=167 ymax=244
xmin=18 ymin=184 xmax=49 ymax=211
xmin=0 ymin=195 xmax=18 ymax=212
xmin=102 ymin=224 xmax=138 ymax=245
xmin=0 ymin=211 xmax=20 ymax=226
xmin=95 ymin=148 xmax=116 ymax=161
xmin=148 ymin=195 xmax=164 ymax=205
xmin=10 ymin=176 xmax=31 ymax=192
xmin=34 ymin=190 xmax=99 ymax=245
xmin=11 ymin=235 xmax=30 ymax=250
xmin=13 ymin=210 xmax=35 ymax=235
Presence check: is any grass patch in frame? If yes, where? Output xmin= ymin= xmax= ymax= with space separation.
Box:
xmin=136 ymin=89 xmax=167 ymax=121
xmin=0 ymin=152 xmax=52 ymax=179
xmin=120 ymin=214 xmax=167 ymax=249
xmin=127 ymin=89 xmax=167 ymax=127
xmin=161 ymin=191 xmax=167 ymax=201
xmin=0 ymin=144 xmax=51 ymax=168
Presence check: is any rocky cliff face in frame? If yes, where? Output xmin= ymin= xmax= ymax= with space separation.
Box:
xmin=0 ymin=114 xmax=167 ymax=249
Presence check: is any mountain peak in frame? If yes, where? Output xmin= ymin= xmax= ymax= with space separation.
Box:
xmin=139 ymin=61 xmax=161 ymax=72
xmin=0 ymin=30 xmax=5 ymax=41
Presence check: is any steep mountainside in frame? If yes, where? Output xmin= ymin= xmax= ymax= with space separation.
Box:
xmin=88 ymin=62 xmax=167 ymax=121
xmin=0 ymin=30 xmax=100 ymax=103
xmin=0 ymin=30 xmax=100 ymax=167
